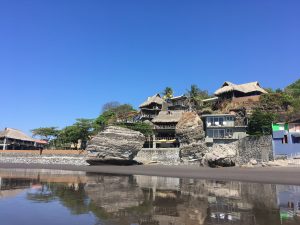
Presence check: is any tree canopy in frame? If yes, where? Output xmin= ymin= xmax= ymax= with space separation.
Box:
xmin=247 ymin=110 xmax=277 ymax=135
xmin=186 ymin=84 xmax=210 ymax=109
xmin=31 ymin=127 xmax=59 ymax=140
xmin=162 ymin=87 xmax=174 ymax=99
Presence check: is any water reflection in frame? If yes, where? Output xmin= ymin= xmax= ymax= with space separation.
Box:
xmin=0 ymin=169 xmax=299 ymax=225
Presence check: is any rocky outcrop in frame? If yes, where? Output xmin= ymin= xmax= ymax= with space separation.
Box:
xmin=175 ymin=112 xmax=208 ymax=163
xmin=176 ymin=112 xmax=205 ymax=143
xmin=202 ymin=142 xmax=238 ymax=167
xmin=86 ymin=126 xmax=145 ymax=165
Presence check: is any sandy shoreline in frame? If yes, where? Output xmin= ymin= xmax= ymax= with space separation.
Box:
xmin=0 ymin=163 xmax=300 ymax=185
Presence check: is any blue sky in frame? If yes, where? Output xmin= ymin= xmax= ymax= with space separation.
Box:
xmin=0 ymin=0 xmax=299 ymax=134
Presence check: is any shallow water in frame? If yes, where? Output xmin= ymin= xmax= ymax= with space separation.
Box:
xmin=0 ymin=169 xmax=299 ymax=225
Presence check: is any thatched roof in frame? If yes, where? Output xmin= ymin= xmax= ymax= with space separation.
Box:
xmin=0 ymin=128 xmax=35 ymax=142
xmin=139 ymin=94 xmax=165 ymax=108
xmin=152 ymin=110 xmax=184 ymax=123
xmin=214 ymin=81 xmax=267 ymax=96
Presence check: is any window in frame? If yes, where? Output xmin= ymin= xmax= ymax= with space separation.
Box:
xmin=213 ymin=117 xmax=219 ymax=126
xmin=219 ymin=129 xmax=225 ymax=138
xmin=226 ymin=129 xmax=233 ymax=137
xmin=207 ymin=130 xmax=213 ymax=138
xmin=211 ymin=129 xmax=226 ymax=138
xmin=292 ymin=135 xmax=300 ymax=144
xmin=207 ymin=117 xmax=213 ymax=126
xmin=219 ymin=117 xmax=224 ymax=126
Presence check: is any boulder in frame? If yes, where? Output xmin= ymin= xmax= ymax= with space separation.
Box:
xmin=202 ymin=142 xmax=237 ymax=167
xmin=175 ymin=112 xmax=208 ymax=163
xmin=86 ymin=126 xmax=145 ymax=165
xmin=176 ymin=112 xmax=205 ymax=144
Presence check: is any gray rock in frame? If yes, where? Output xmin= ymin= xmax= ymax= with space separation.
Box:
xmin=250 ymin=159 xmax=258 ymax=165
xmin=86 ymin=126 xmax=145 ymax=165
xmin=176 ymin=112 xmax=208 ymax=163
xmin=202 ymin=142 xmax=237 ymax=167
xmin=176 ymin=112 xmax=205 ymax=144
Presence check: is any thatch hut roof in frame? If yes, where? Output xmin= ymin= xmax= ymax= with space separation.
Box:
xmin=0 ymin=128 xmax=35 ymax=142
xmin=139 ymin=94 xmax=165 ymax=108
xmin=152 ymin=110 xmax=184 ymax=123
xmin=214 ymin=81 xmax=267 ymax=96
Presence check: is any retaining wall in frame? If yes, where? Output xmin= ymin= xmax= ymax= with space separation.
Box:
xmin=134 ymin=148 xmax=180 ymax=165
xmin=237 ymin=135 xmax=273 ymax=164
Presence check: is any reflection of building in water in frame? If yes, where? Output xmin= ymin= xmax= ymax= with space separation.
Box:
xmin=84 ymin=174 xmax=295 ymax=225
xmin=0 ymin=176 xmax=35 ymax=199
xmin=277 ymin=185 xmax=300 ymax=222
xmin=3 ymin=169 xmax=300 ymax=225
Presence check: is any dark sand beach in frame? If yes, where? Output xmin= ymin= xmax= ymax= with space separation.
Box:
xmin=0 ymin=163 xmax=300 ymax=185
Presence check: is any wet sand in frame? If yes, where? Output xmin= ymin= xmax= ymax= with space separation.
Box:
xmin=0 ymin=163 xmax=300 ymax=185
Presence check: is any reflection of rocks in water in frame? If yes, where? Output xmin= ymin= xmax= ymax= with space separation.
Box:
xmin=3 ymin=169 xmax=300 ymax=225
xmin=85 ymin=174 xmax=144 ymax=214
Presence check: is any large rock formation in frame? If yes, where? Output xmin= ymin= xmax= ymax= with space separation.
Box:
xmin=176 ymin=112 xmax=205 ymax=143
xmin=175 ymin=112 xmax=208 ymax=163
xmin=202 ymin=142 xmax=238 ymax=167
xmin=86 ymin=126 xmax=145 ymax=165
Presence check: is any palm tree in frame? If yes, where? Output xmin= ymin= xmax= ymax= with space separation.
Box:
xmin=162 ymin=87 xmax=174 ymax=99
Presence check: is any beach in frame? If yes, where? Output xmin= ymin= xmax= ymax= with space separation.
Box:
xmin=0 ymin=162 xmax=300 ymax=185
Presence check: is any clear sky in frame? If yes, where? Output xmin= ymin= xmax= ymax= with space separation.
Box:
xmin=1 ymin=0 xmax=299 ymax=134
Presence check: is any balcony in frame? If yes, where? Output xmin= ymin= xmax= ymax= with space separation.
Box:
xmin=155 ymin=136 xmax=177 ymax=141
xmin=154 ymin=125 xmax=176 ymax=130
xmin=207 ymin=122 xmax=234 ymax=127
xmin=140 ymin=114 xmax=156 ymax=119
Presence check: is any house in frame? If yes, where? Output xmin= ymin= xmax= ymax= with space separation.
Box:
xmin=201 ymin=114 xmax=248 ymax=143
xmin=166 ymin=95 xmax=190 ymax=111
xmin=145 ymin=110 xmax=184 ymax=148
xmin=0 ymin=128 xmax=47 ymax=150
xmin=139 ymin=94 xmax=167 ymax=121
xmin=272 ymin=117 xmax=300 ymax=157
xmin=214 ymin=81 xmax=267 ymax=102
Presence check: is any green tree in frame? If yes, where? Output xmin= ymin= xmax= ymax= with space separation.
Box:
xmin=285 ymin=79 xmax=300 ymax=98
xmin=101 ymin=101 xmax=120 ymax=113
xmin=94 ymin=103 xmax=136 ymax=132
xmin=162 ymin=87 xmax=174 ymax=99
xmin=119 ymin=122 xmax=153 ymax=136
xmin=31 ymin=127 xmax=59 ymax=141
xmin=260 ymin=93 xmax=293 ymax=111
xmin=186 ymin=84 xmax=209 ymax=109
xmin=58 ymin=118 xmax=94 ymax=148
xmin=94 ymin=110 xmax=116 ymax=132
xmin=247 ymin=110 xmax=277 ymax=135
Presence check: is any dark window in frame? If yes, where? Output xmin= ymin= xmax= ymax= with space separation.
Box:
xmin=292 ymin=135 xmax=300 ymax=144
xmin=219 ymin=117 xmax=224 ymax=126
xmin=282 ymin=135 xmax=288 ymax=144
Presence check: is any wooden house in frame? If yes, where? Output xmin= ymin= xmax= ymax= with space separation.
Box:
xmin=139 ymin=94 xmax=167 ymax=121
xmin=150 ymin=110 xmax=184 ymax=148
xmin=0 ymin=128 xmax=47 ymax=150
xmin=214 ymin=81 xmax=267 ymax=102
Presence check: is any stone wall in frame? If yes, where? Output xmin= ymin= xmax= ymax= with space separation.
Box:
xmin=134 ymin=148 xmax=180 ymax=165
xmin=237 ymin=135 xmax=273 ymax=164
xmin=0 ymin=152 xmax=87 ymax=165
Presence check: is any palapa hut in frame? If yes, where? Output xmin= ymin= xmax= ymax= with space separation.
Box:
xmin=0 ymin=128 xmax=47 ymax=150
xmin=166 ymin=95 xmax=189 ymax=111
xmin=150 ymin=110 xmax=184 ymax=148
xmin=214 ymin=81 xmax=267 ymax=101
xmin=139 ymin=94 xmax=167 ymax=121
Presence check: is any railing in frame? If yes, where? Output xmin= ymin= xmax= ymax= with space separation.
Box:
xmin=155 ymin=137 xmax=177 ymax=140
xmin=140 ymin=114 xmax=156 ymax=119
xmin=207 ymin=122 xmax=234 ymax=127
xmin=154 ymin=125 xmax=176 ymax=129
